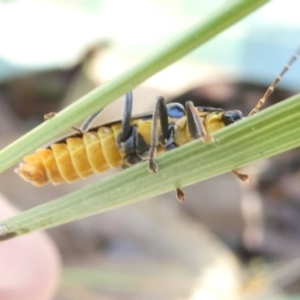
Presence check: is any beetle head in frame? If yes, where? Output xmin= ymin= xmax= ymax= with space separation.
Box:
xmin=222 ymin=110 xmax=244 ymax=125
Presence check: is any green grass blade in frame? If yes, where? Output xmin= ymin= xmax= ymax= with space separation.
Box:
xmin=0 ymin=93 xmax=300 ymax=240
xmin=0 ymin=0 xmax=268 ymax=173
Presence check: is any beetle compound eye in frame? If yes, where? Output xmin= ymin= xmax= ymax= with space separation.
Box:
xmin=222 ymin=110 xmax=243 ymax=125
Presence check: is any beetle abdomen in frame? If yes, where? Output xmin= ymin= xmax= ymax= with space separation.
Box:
xmin=98 ymin=124 xmax=123 ymax=168
xmin=15 ymin=126 xmax=124 ymax=186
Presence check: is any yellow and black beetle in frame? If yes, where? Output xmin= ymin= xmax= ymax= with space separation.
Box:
xmin=15 ymin=46 xmax=300 ymax=201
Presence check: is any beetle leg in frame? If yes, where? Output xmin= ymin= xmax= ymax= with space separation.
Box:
xmin=72 ymin=126 xmax=83 ymax=133
xmin=81 ymin=90 xmax=135 ymax=132
xmin=44 ymin=108 xmax=100 ymax=133
xmin=48 ymin=92 xmax=133 ymax=134
xmin=119 ymin=126 xmax=143 ymax=168
xmin=120 ymin=91 xmax=133 ymax=142
xmin=148 ymin=97 xmax=186 ymax=202
xmin=185 ymin=102 xmax=249 ymax=182
xmin=122 ymin=153 xmax=142 ymax=168
xmin=44 ymin=111 xmax=82 ymax=133
xmin=116 ymin=91 xmax=135 ymax=151
xmin=148 ymin=96 xmax=169 ymax=173
xmin=165 ymin=124 xmax=177 ymax=151
xmin=80 ymin=91 xmax=134 ymax=133
xmin=80 ymin=110 xmax=103 ymax=132
xmin=44 ymin=112 xmax=56 ymax=121
xmin=231 ymin=169 xmax=250 ymax=181
xmin=117 ymin=92 xmax=146 ymax=168
xmin=116 ymin=91 xmax=134 ymax=145
xmin=185 ymin=101 xmax=212 ymax=142
xmin=176 ymin=188 xmax=185 ymax=203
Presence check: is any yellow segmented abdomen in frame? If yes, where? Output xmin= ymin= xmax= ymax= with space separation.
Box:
xmin=83 ymin=132 xmax=109 ymax=173
xmin=51 ymin=143 xmax=80 ymax=182
xmin=98 ymin=124 xmax=123 ymax=168
xmin=37 ymin=148 xmax=64 ymax=184
xmin=15 ymin=125 xmax=124 ymax=186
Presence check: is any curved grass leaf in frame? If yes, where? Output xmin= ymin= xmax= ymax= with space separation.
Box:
xmin=0 ymin=0 xmax=268 ymax=173
xmin=0 ymin=0 xmax=271 ymax=239
xmin=1 ymin=93 xmax=300 ymax=239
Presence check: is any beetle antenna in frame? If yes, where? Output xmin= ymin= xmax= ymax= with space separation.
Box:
xmin=249 ymin=46 xmax=300 ymax=116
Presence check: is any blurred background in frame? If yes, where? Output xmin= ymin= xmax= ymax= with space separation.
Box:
xmin=1 ymin=0 xmax=300 ymax=299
